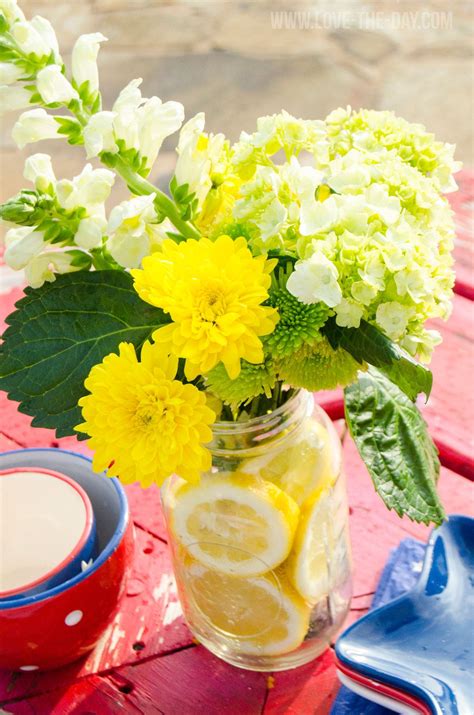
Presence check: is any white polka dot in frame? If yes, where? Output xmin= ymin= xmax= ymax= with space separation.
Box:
xmin=65 ymin=609 xmax=83 ymax=626
xmin=20 ymin=665 xmax=38 ymax=671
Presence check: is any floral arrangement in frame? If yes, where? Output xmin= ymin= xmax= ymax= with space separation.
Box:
xmin=0 ymin=0 xmax=461 ymax=525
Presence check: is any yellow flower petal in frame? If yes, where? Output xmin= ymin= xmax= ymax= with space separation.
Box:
xmin=75 ymin=341 xmax=215 ymax=487
xmin=133 ymin=235 xmax=278 ymax=380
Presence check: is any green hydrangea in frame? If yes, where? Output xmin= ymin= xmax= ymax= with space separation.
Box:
xmin=277 ymin=339 xmax=362 ymax=391
xmin=226 ymin=117 xmax=457 ymax=361
xmin=206 ymin=358 xmax=276 ymax=406
xmin=232 ymin=110 xmax=330 ymax=179
xmin=325 ymin=107 xmax=461 ymax=193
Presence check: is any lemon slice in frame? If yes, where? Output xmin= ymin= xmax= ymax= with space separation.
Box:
xmin=286 ymin=487 xmax=332 ymax=603
xmin=186 ymin=560 xmax=310 ymax=656
xmin=242 ymin=420 xmax=335 ymax=507
xmin=170 ymin=472 xmax=300 ymax=576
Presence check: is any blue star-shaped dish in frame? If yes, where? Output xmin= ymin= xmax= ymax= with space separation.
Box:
xmin=336 ymin=515 xmax=474 ymax=715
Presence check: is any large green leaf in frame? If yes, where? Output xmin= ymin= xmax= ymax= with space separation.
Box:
xmin=324 ymin=318 xmax=432 ymax=401
xmin=0 ymin=271 xmax=168 ymax=438
xmin=344 ymin=367 xmax=444 ymax=526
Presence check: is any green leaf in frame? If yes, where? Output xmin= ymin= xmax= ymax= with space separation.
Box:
xmin=0 ymin=271 xmax=169 ymax=438
xmin=344 ymin=367 xmax=444 ymax=526
xmin=324 ymin=318 xmax=432 ymax=400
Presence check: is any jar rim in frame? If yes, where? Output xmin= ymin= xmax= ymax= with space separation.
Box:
xmin=211 ymin=388 xmax=307 ymax=439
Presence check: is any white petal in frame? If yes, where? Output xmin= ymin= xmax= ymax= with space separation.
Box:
xmin=72 ymin=33 xmax=107 ymax=93
xmin=300 ymin=196 xmax=338 ymax=236
xmin=0 ymin=85 xmax=31 ymax=115
xmin=83 ymin=111 xmax=117 ymax=158
xmin=4 ymin=228 xmax=44 ymax=270
xmin=12 ymin=109 xmax=61 ymax=149
xmin=36 ymin=65 xmax=78 ymax=105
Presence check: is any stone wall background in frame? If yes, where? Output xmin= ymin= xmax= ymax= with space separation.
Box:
xmin=1 ymin=0 xmax=473 ymax=203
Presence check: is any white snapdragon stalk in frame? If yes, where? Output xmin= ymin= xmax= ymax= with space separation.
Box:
xmin=24 ymin=251 xmax=81 ymax=288
xmin=83 ymin=79 xmax=184 ymax=172
xmin=23 ymin=153 xmax=56 ymax=192
xmin=112 ymin=78 xmax=143 ymax=150
xmin=12 ymin=108 xmax=61 ymax=149
xmin=74 ymin=215 xmax=107 ymax=250
xmin=107 ymin=194 xmax=164 ymax=268
xmin=83 ymin=111 xmax=116 ymax=158
xmin=0 ymin=85 xmax=31 ymax=114
xmin=36 ymin=65 xmax=78 ymax=105
xmin=0 ymin=62 xmax=24 ymax=85
xmin=0 ymin=0 xmax=25 ymax=23
xmin=287 ymin=252 xmax=342 ymax=308
xmin=71 ymin=32 xmax=107 ymax=94
xmin=30 ymin=16 xmax=60 ymax=61
xmin=10 ymin=16 xmax=59 ymax=60
xmin=55 ymin=164 xmax=115 ymax=212
xmin=138 ymin=96 xmax=184 ymax=171
xmin=175 ymin=113 xmax=226 ymax=205
xmin=4 ymin=226 xmax=44 ymax=270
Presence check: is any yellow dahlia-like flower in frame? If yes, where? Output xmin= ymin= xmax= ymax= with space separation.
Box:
xmin=76 ymin=341 xmax=215 ymax=487
xmin=132 ymin=235 xmax=278 ymax=380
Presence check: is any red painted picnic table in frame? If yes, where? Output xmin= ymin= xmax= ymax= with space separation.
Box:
xmin=0 ymin=170 xmax=473 ymax=714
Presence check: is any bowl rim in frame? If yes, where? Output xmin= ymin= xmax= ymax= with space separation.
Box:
xmin=0 ymin=466 xmax=96 ymax=599
xmin=0 ymin=448 xmax=129 ymax=611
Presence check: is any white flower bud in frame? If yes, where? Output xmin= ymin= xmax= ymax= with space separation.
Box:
xmin=112 ymin=78 xmax=143 ymax=150
xmin=0 ymin=62 xmax=24 ymax=85
xmin=12 ymin=108 xmax=61 ymax=149
xmin=83 ymin=111 xmax=116 ymax=158
xmin=24 ymin=153 xmax=56 ymax=191
xmin=138 ymin=96 xmax=184 ymax=170
xmin=11 ymin=20 xmax=50 ymax=58
xmin=24 ymin=251 xmax=79 ymax=289
xmin=36 ymin=65 xmax=78 ymax=105
xmin=56 ymin=164 xmax=114 ymax=210
xmin=4 ymin=227 xmax=44 ymax=270
xmin=0 ymin=0 xmax=25 ymax=24
xmin=75 ymin=216 xmax=106 ymax=249
xmin=107 ymin=194 xmax=157 ymax=268
xmin=30 ymin=16 xmax=60 ymax=61
xmin=0 ymin=85 xmax=32 ymax=115
xmin=72 ymin=32 xmax=107 ymax=94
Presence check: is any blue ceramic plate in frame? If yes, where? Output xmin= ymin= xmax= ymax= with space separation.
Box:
xmin=336 ymin=515 xmax=474 ymax=715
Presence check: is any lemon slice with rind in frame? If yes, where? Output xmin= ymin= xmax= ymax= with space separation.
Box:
xmin=186 ymin=560 xmax=310 ymax=656
xmin=171 ymin=472 xmax=300 ymax=576
xmin=286 ymin=487 xmax=333 ymax=603
xmin=242 ymin=420 xmax=335 ymax=507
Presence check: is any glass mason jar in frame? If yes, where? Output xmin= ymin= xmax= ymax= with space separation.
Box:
xmin=162 ymin=390 xmax=352 ymax=671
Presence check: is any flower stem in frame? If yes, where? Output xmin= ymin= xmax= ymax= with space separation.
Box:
xmin=114 ymin=158 xmax=201 ymax=240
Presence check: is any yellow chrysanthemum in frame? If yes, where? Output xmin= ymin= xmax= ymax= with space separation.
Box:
xmin=131 ymin=235 xmax=279 ymax=380
xmin=76 ymin=341 xmax=215 ymax=487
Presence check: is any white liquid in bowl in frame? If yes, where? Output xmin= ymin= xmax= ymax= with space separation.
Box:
xmin=0 ymin=470 xmax=88 ymax=593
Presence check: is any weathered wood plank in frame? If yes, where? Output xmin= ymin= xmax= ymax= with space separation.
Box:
xmin=263 ymin=648 xmax=339 ymax=715
xmin=425 ymin=294 xmax=474 ymax=478
xmin=449 ymin=170 xmax=474 ymax=300
xmin=108 ymin=645 xmax=268 ymax=715
xmin=125 ymin=483 xmax=168 ymax=543
xmin=1 ymin=675 xmax=144 ymax=714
